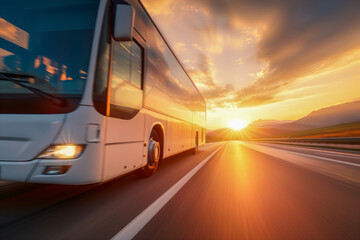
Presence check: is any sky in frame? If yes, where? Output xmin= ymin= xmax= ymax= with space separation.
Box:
xmin=142 ymin=0 xmax=360 ymax=130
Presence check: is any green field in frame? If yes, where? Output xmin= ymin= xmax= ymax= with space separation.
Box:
xmin=279 ymin=121 xmax=360 ymax=138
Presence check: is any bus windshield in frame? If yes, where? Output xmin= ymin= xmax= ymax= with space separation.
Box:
xmin=0 ymin=0 xmax=100 ymax=114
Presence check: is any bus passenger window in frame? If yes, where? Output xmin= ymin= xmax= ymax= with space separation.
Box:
xmin=110 ymin=40 xmax=144 ymax=119
xmin=131 ymin=42 xmax=143 ymax=88
xmin=112 ymin=42 xmax=131 ymax=85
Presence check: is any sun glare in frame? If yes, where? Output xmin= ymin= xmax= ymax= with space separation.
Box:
xmin=227 ymin=119 xmax=248 ymax=130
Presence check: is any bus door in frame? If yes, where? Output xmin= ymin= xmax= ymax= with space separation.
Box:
xmin=103 ymin=36 xmax=146 ymax=180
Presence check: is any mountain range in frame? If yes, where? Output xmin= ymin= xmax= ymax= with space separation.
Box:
xmin=207 ymin=100 xmax=360 ymax=141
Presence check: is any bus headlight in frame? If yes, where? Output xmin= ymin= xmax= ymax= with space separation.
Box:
xmin=37 ymin=145 xmax=86 ymax=159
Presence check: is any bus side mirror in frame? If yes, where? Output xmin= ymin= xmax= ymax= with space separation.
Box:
xmin=113 ymin=3 xmax=135 ymax=41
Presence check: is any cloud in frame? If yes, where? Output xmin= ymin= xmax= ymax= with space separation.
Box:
xmin=184 ymin=0 xmax=360 ymax=107
xmin=174 ymin=42 xmax=187 ymax=52
xmin=235 ymin=58 xmax=244 ymax=65
xmin=141 ymin=0 xmax=175 ymax=15
xmin=188 ymin=53 xmax=235 ymax=108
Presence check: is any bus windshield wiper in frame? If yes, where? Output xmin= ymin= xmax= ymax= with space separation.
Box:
xmin=0 ymin=72 xmax=67 ymax=106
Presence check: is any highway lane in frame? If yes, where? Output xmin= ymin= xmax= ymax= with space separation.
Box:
xmin=242 ymin=142 xmax=360 ymax=186
xmin=135 ymin=142 xmax=360 ymax=239
xmin=1 ymin=141 xmax=360 ymax=239
xmin=0 ymin=143 xmax=223 ymax=239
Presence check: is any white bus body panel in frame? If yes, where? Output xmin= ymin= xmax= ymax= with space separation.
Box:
xmin=103 ymin=142 xmax=143 ymax=180
xmin=0 ymin=161 xmax=38 ymax=182
xmin=103 ymin=109 xmax=146 ymax=181
xmin=0 ymin=106 xmax=105 ymax=185
xmin=166 ymin=117 xmax=183 ymax=155
xmin=28 ymin=105 xmax=105 ymax=184
xmin=0 ymin=115 xmax=64 ymax=161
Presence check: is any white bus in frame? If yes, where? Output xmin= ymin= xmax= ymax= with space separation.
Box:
xmin=0 ymin=0 xmax=206 ymax=185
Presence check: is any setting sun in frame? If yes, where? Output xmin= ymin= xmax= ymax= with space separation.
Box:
xmin=227 ymin=119 xmax=248 ymax=130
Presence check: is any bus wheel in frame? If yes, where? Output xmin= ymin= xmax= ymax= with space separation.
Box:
xmin=140 ymin=130 xmax=161 ymax=177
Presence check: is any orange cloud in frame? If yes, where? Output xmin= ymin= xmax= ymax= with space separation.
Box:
xmin=141 ymin=0 xmax=175 ymax=15
xmin=184 ymin=0 xmax=360 ymax=107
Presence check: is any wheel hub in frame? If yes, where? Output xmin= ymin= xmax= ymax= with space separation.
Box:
xmin=148 ymin=139 xmax=160 ymax=166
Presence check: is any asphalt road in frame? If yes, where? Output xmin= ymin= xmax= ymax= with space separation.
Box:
xmin=1 ymin=142 xmax=360 ymax=240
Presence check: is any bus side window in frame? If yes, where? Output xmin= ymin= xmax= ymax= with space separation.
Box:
xmin=130 ymin=42 xmax=143 ymax=89
xmin=110 ymin=40 xmax=144 ymax=119
xmin=112 ymin=42 xmax=131 ymax=87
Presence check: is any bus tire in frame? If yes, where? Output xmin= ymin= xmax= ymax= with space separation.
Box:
xmin=138 ymin=130 xmax=161 ymax=177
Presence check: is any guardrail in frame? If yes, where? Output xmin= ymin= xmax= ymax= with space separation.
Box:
xmin=252 ymin=137 xmax=360 ymax=145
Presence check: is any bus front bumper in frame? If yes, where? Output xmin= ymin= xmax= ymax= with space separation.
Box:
xmin=0 ymin=160 xmax=37 ymax=182
xmin=0 ymin=158 xmax=100 ymax=185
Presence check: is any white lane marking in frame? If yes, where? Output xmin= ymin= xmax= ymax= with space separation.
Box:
xmin=244 ymin=142 xmax=360 ymax=168
xmin=111 ymin=144 xmax=224 ymax=240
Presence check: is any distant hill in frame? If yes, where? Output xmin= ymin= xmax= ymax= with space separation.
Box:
xmin=248 ymin=119 xmax=293 ymax=128
xmin=207 ymin=100 xmax=360 ymax=141
xmin=293 ymin=101 xmax=360 ymax=128
xmin=248 ymin=119 xmax=315 ymax=131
